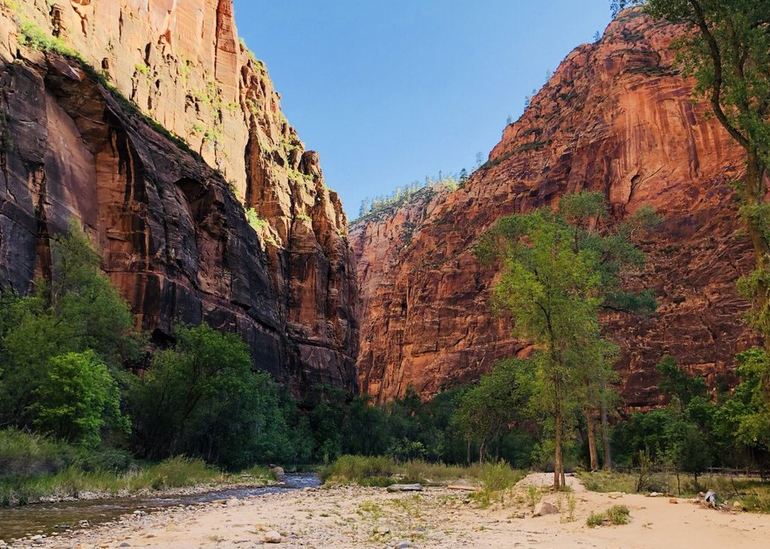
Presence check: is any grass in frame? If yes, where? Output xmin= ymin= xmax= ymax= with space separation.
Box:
xmin=321 ymin=455 xmax=524 ymax=500
xmin=0 ymin=457 xmax=228 ymax=506
xmin=0 ymin=429 xmax=276 ymax=506
xmin=586 ymin=504 xmax=630 ymax=528
xmin=577 ymin=470 xmax=770 ymax=513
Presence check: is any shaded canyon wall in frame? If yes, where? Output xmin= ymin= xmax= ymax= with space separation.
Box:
xmin=0 ymin=0 xmax=357 ymax=390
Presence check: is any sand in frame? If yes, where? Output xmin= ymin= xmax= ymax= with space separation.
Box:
xmin=17 ymin=474 xmax=770 ymax=548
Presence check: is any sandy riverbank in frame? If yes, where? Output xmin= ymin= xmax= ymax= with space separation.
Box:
xmin=11 ymin=474 xmax=770 ymax=548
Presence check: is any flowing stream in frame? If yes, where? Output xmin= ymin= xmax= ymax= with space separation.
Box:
xmin=0 ymin=473 xmax=320 ymax=543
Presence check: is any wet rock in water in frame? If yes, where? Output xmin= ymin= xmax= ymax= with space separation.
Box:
xmin=263 ymin=530 xmax=282 ymax=543
xmin=533 ymin=501 xmax=559 ymax=516
xmin=386 ymin=484 xmax=423 ymax=492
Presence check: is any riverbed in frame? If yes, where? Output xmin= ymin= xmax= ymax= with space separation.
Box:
xmin=0 ymin=473 xmax=319 ymax=543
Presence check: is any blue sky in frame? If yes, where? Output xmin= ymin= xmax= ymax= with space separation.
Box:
xmin=234 ymin=1 xmax=612 ymax=218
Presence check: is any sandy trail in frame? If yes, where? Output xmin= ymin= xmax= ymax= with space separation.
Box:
xmin=18 ymin=475 xmax=770 ymax=548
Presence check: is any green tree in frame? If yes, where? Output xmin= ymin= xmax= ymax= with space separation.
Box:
xmin=453 ymin=358 xmax=533 ymax=463
xmin=719 ymin=348 xmax=770 ymax=464
xmin=477 ymin=193 xmax=653 ymax=486
xmin=32 ymin=351 xmax=128 ymax=448
xmin=129 ymin=324 xmax=294 ymax=469
xmin=0 ymin=223 xmax=138 ymax=430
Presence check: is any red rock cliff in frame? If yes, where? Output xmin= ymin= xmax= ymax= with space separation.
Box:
xmin=351 ymin=10 xmax=761 ymax=408
xmin=0 ymin=1 xmax=357 ymax=390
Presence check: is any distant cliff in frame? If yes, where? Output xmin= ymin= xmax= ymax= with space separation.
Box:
xmin=351 ymin=10 xmax=759 ymax=408
xmin=0 ymin=0 xmax=358 ymax=390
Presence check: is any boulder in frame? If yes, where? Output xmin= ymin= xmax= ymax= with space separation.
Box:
xmin=533 ymin=501 xmax=559 ymax=517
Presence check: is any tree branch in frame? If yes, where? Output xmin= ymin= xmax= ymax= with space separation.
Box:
xmin=688 ymin=0 xmax=751 ymax=150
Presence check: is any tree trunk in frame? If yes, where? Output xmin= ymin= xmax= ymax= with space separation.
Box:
xmin=586 ymin=410 xmax=599 ymax=471
xmin=466 ymin=439 xmax=471 ymax=466
xmin=601 ymin=388 xmax=612 ymax=471
xmin=554 ymin=399 xmax=564 ymax=490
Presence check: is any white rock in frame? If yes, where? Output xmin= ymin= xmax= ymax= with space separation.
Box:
xmin=263 ymin=530 xmax=282 ymax=543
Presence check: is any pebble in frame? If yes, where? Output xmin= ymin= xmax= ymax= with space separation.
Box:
xmin=394 ymin=541 xmax=415 ymax=549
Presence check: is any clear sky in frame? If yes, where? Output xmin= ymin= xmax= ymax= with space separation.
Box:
xmin=234 ymin=1 xmax=612 ymax=218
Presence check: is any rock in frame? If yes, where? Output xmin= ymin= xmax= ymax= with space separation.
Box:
xmin=386 ymin=484 xmax=423 ymax=492
xmin=271 ymin=466 xmax=285 ymax=477
xmin=351 ymin=9 xmax=755 ymax=406
xmin=227 ymin=497 xmax=241 ymax=507
xmin=648 ymin=492 xmax=663 ymax=497
xmin=119 ymin=543 xmax=132 ymax=547
xmin=262 ymin=530 xmax=282 ymax=543
xmin=0 ymin=1 xmax=358 ymax=394
xmin=394 ymin=542 xmax=415 ymax=549
xmin=669 ymin=498 xmax=678 ymax=504
xmin=533 ymin=501 xmax=559 ymax=517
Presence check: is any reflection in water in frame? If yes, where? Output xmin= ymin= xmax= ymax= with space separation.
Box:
xmin=0 ymin=473 xmax=320 ymax=542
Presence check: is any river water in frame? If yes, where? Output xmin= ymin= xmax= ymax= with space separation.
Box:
xmin=0 ymin=473 xmax=320 ymax=543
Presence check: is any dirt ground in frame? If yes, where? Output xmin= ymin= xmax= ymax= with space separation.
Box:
xmin=17 ymin=473 xmax=770 ymax=548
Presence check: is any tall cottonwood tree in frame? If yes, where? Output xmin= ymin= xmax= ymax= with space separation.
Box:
xmin=477 ymin=193 xmax=654 ymax=486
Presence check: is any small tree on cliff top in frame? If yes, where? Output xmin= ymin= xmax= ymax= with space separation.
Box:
xmin=476 ymin=192 xmax=655 ymax=487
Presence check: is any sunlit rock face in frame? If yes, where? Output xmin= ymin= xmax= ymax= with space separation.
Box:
xmin=0 ymin=1 xmax=358 ymax=391
xmin=351 ymin=10 xmax=759 ymax=408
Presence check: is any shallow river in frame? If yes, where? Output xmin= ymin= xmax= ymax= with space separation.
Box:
xmin=0 ymin=473 xmax=320 ymax=542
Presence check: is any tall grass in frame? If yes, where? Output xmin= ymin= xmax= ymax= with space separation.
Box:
xmin=0 ymin=429 xmax=273 ymax=506
xmin=321 ymin=455 xmax=524 ymax=494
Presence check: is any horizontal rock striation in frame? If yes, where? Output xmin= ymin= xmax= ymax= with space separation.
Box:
xmin=0 ymin=1 xmax=357 ymax=390
xmin=351 ymin=10 xmax=761 ymax=408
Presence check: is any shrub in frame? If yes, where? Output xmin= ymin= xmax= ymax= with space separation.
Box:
xmin=586 ymin=504 xmax=630 ymax=527
xmin=0 ymin=428 xmax=77 ymax=479
xmin=32 ymin=351 xmax=128 ymax=448
xmin=321 ymin=455 xmax=396 ymax=484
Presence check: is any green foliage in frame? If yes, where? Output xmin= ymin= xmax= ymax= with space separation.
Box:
xmin=476 ymin=192 xmax=652 ymax=485
xmin=128 ymin=324 xmax=303 ymax=469
xmin=32 ymin=351 xmax=128 ymax=448
xmin=0 ymin=223 xmax=139 ymax=445
xmin=453 ymin=358 xmax=534 ymax=462
xmin=19 ymin=20 xmax=83 ymax=61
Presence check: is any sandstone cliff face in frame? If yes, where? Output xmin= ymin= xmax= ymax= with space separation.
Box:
xmin=352 ymin=10 xmax=761 ymax=408
xmin=0 ymin=1 xmax=357 ymax=389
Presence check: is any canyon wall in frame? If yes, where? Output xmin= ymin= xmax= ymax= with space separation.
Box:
xmin=0 ymin=0 xmax=357 ymax=390
xmin=352 ymin=10 xmax=761 ymax=409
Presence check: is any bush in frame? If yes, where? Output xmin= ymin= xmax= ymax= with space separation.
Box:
xmin=586 ymin=504 xmax=631 ymax=527
xmin=32 ymin=351 xmax=128 ymax=448
xmin=321 ymin=455 xmax=396 ymax=484
xmin=0 ymin=428 xmax=77 ymax=479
